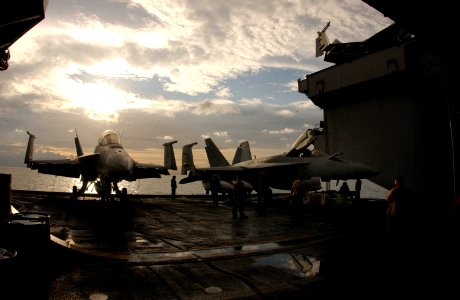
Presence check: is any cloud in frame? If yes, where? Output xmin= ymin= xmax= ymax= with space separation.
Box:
xmin=303 ymin=123 xmax=316 ymax=129
xmin=289 ymin=100 xmax=317 ymax=109
xmin=274 ymin=109 xmax=295 ymax=117
xmin=156 ymin=135 xmax=175 ymax=140
xmin=191 ymin=99 xmax=239 ymax=115
xmin=0 ymin=0 xmax=392 ymax=166
xmin=213 ymin=131 xmax=228 ymax=137
xmin=215 ymin=86 xmax=232 ymax=98
xmin=263 ymin=128 xmax=299 ymax=134
xmin=239 ymin=98 xmax=262 ymax=107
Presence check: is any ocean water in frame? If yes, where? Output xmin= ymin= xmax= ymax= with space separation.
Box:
xmin=0 ymin=166 xmax=388 ymax=198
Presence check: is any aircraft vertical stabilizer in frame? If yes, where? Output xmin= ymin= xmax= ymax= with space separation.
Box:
xmin=232 ymin=147 xmax=242 ymax=165
xmin=74 ymin=132 xmax=84 ymax=156
xmin=24 ymin=131 xmax=36 ymax=166
xmin=232 ymin=141 xmax=252 ymax=164
xmin=181 ymin=142 xmax=198 ymax=175
xmin=204 ymin=138 xmax=229 ymax=167
xmin=163 ymin=141 xmax=178 ymax=170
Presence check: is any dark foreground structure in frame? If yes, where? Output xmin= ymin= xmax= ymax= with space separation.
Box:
xmin=299 ymin=1 xmax=460 ymax=220
xmin=298 ymin=4 xmax=460 ymax=292
xmin=299 ymin=1 xmax=459 ymax=222
xmin=1 ymin=190 xmax=459 ymax=299
xmin=1 ymin=0 xmax=48 ymax=71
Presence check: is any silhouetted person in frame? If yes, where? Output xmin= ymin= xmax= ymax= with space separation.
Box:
xmin=354 ymin=178 xmax=362 ymax=200
xmin=338 ymin=181 xmax=351 ymax=199
xmin=171 ymin=175 xmax=177 ymax=200
xmin=290 ymin=177 xmax=306 ymax=218
xmin=210 ymin=174 xmax=221 ymax=206
xmin=352 ymin=178 xmax=363 ymax=220
xmin=385 ymin=175 xmax=407 ymax=241
xmin=71 ymin=186 xmax=78 ymax=202
xmin=232 ymin=175 xmax=248 ymax=220
xmin=257 ymin=172 xmax=269 ymax=209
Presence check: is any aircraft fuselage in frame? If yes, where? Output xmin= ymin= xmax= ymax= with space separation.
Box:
xmin=208 ymin=154 xmax=378 ymax=191
xmin=95 ymin=144 xmax=134 ymax=182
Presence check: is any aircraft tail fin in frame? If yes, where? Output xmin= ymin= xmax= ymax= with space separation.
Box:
xmin=181 ymin=142 xmax=198 ymax=175
xmin=232 ymin=141 xmax=252 ymax=164
xmin=74 ymin=130 xmax=84 ymax=156
xmin=24 ymin=131 xmax=36 ymax=166
xmin=204 ymin=138 xmax=229 ymax=167
xmin=163 ymin=141 xmax=178 ymax=170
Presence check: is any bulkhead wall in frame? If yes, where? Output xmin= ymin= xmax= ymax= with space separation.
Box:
xmin=304 ymin=39 xmax=456 ymax=222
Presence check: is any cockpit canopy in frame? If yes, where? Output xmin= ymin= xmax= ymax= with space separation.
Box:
xmin=98 ymin=130 xmax=121 ymax=146
xmin=286 ymin=129 xmax=322 ymax=157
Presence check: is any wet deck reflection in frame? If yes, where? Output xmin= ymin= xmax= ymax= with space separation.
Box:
xmin=10 ymin=192 xmax=367 ymax=264
xmin=6 ymin=191 xmax=395 ymax=299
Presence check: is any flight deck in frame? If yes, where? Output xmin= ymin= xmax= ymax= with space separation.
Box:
xmin=3 ymin=190 xmax=451 ymax=299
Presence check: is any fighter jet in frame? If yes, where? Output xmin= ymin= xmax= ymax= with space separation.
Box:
xmin=179 ymin=129 xmax=379 ymax=194
xmin=24 ymin=130 xmax=177 ymax=201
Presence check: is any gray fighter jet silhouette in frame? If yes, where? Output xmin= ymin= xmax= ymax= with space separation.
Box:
xmin=24 ymin=130 xmax=177 ymax=201
xmin=179 ymin=129 xmax=379 ymax=194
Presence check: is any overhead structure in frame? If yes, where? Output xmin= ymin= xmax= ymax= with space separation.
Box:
xmin=0 ymin=0 xmax=48 ymax=70
xmin=298 ymin=1 xmax=459 ymax=224
xmin=361 ymin=0 xmax=453 ymax=43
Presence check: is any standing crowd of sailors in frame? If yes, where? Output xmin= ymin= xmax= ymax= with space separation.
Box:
xmin=170 ymin=173 xmax=369 ymax=221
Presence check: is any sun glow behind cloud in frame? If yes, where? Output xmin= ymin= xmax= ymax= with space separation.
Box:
xmin=0 ymin=0 xmax=393 ymax=167
xmin=7 ymin=61 xmax=153 ymax=122
xmin=58 ymin=79 xmax=136 ymax=122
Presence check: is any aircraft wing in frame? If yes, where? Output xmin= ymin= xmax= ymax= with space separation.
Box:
xmin=198 ymin=162 xmax=309 ymax=172
xmin=27 ymin=159 xmax=81 ymax=178
xmin=24 ymin=131 xmax=82 ymax=178
xmin=179 ymin=173 xmax=202 ymax=184
xmin=180 ymin=162 xmax=309 ymax=183
xmin=27 ymin=153 xmax=101 ymax=178
xmin=129 ymin=162 xmax=170 ymax=180
xmin=179 ymin=162 xmax=311 ymax=191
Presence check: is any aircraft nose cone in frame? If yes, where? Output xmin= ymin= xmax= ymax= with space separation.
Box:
xmin=108 ymin=155 xmax=133 ymax=178
xmin=353 ymin=162 xmax=379 ymax=178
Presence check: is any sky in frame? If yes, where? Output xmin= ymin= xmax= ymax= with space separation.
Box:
xmin=0 ymin=0 xmax=392 ymax=169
